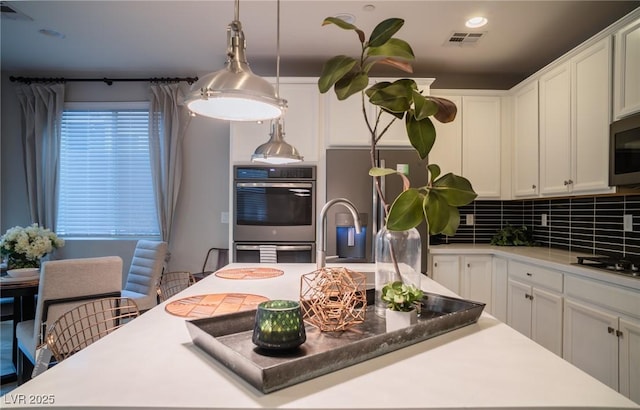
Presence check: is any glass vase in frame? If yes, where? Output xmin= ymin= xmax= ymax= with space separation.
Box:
xmin=374 ymin=226 xmax=422 ymax=317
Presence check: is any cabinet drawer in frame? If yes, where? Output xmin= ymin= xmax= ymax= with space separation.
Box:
xmin=565 ymin=274 xmax=640 ymax=320
xmin=508 ymin=260 xmax=563 ymax=292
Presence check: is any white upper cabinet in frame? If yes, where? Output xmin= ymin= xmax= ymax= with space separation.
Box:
xmin=230 ymin=79 xmax=320 ymax=163
xmin=539 ymin=38 xmax=613 ymax=196
xmin=429 ymin=94 xmax=463 ymax=176
xmin=571 ymin=37 xmax=613 ymax=194
xmin=614 ymin=17 xmax=640 ymax=120
xmin=462 ymin=95 xmax=502 ymax=199
xmin=512 ymin=80 xmax=539 ymax=198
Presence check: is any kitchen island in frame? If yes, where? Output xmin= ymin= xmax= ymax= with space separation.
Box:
xmin=2 ymin=263 xmax=638 ymax=409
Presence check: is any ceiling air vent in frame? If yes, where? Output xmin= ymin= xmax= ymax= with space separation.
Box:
xmin=1 ymin=2 xmax=33 ymax=21
xmin=445 ymin=31 xmax=486 ymax=46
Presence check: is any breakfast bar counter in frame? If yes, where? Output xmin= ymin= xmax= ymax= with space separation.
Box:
xmin=2 ymin=263 xmax=638 ymax=409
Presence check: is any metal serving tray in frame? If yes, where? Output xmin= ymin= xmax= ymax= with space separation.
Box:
xmin=186 ymin=292 xmax=485 ymax=393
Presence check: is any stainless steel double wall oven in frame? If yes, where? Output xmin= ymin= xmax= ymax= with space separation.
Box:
xmin=233 ymin=165 xmax=316 ymax=263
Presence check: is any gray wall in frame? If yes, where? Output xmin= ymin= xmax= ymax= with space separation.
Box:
xmin=0 ymin=72 xmax=231 ymax=280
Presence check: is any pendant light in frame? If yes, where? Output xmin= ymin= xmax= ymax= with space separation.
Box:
xmin=251 ymin=0 xmax=303 ymax=164
xmin=252 ymin=118 xmax=303 ymax=164
xmin=185 ymin=0 xmax=286 ymax=121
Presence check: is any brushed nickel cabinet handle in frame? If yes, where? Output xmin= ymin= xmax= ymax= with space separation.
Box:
xmin=532 ymin=184 xmax=536 ymax=189
xmin=434 ymin=262 xmax=438 ymax=268
xmin=608 ymin=326 xmax=615 ymax=334
xmin=616 ymin=330 xmax=623 ymax=338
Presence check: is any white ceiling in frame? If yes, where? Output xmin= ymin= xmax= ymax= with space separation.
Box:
xmin=2 ymin=1 xmax=639 ymax=89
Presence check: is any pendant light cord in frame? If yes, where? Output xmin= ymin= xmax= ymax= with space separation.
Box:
xmin=276 ymin=0 xmax=281 ymax=100
xmin=234 ymin=0 xmax=240 ymax=22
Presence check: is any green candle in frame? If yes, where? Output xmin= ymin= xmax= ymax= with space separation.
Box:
xmin=253 ymin=300 xmax=306 ymax=350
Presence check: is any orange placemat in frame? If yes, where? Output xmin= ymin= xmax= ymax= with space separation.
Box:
xmin=215 ymin=267 xmax=284 ymax=280
xmin=165 ymin=293 xmax=268 ymax=318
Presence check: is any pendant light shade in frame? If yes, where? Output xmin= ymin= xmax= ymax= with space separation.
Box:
xmin=251 ymin=119 xmax=303 ymax=164
xmin=185 ymin=7 xmax=286 ymax=121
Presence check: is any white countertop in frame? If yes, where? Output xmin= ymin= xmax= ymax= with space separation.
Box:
xmin=430 ymin=244 xmax=640 ymax=291
xmin=2 ymin=263 xmax=638 ymax=409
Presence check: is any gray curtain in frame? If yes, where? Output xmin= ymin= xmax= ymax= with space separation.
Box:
xmin=15 ymin=83 xmax=65 ymax=229
xmin=149 ymin=83 xmax=190 ymax=243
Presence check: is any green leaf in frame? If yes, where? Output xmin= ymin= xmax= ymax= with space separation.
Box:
xmin=441 ymin=206 xmax=461 ymax=236
xmin=412 ymin=91 xmax=438 ymax=121
xmin=334 ymin=72 xmax=369 ymax=100
xmin=369 ymin=18 xmax=404 ymax=47
xmin=427 ymin=163 xmax=441 ymax=182
xmin=381 ymin=107 xmax=405 ymax=120
xmin=366 ymin=80 xmax=414 ymax=113
xmin=425 ymin=96 xmax=458 ymax=123
xmin=432 ymin=173 xmax=477 ymax=206
xmin=423 ymin=191 xmax=451 ymax=234
xmin=367 ymin=38 xmax=415 ymax=60
xmin=318 ymin=55 xmax=357 ymax=94
xmin=386 ymin=189 xmax=424 ymax=231
xmin=322 ymin=17 xmax=365 ymax=43
xmin=405 ymin=115 xmax=435 ymax=159
xmin=369 ymin=167 xmax=398 ymax=177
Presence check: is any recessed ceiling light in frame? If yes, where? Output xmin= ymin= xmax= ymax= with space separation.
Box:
xmin=465 ymin=16 xmax=488 ymax=28
xmin=334 ymin=13 xmax=355 ymax=24
xmin=363 ymin=4 xmax=376 ymax=12
xmin=38 ymin=28 xmax=65 ymax=39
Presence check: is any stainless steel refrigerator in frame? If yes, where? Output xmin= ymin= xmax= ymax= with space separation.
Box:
xmin=325 ymin=148 xmax=429 ymax=272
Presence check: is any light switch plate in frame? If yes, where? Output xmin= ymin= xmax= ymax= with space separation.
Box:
xmin=623 ymin=214 xmax=633 ymax=232
xmin=466 ymin=214 xmax=474 ymax=225
xmin=221 ymin=211 xmax=229 ymax=224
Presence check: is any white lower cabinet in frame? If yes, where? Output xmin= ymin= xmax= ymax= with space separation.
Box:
xmin=431 ymin=255 xmax=493 ymax=314
xmin=564 ymin=274 xmax=640 ymax=403
xmin=507 ymin=260 xmax=563 ymax=356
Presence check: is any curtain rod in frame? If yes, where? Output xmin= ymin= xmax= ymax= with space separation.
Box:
xmin=9 ymin=76 xmax=199 ymax=86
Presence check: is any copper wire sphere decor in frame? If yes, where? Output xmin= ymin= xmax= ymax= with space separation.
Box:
xmin=299 ymin=267 xmax=367 ymax=332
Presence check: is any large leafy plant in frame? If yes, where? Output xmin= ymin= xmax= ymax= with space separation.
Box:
xmin=318 ymin=17 xmax=477 ymax=235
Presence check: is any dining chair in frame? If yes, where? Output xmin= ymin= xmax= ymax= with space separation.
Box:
xmin=45 ymin=297 xmax=139 ymax=363
xmin=156 ymin=271 xmax=196 ymax=302
xmin=121 ymin=240 xmax=168 ymax=312
xmin=15 ymin=256 xmax=123 ymax=383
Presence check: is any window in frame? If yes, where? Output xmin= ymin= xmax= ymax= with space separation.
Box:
xmin=56 ymin=102 xmax=160 ymax=238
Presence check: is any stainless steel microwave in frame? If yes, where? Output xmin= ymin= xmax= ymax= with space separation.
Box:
xmin=610 ymin=112 xmax=640 ymax=186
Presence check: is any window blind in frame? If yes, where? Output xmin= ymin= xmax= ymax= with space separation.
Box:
xmin=57 ymin=104 xmax=160 ymax=238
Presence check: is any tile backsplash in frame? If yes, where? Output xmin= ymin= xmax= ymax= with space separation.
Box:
xmin=436 ymin=194 xmax=640 ymax=259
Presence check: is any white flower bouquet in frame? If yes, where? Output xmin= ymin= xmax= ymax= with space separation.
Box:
xmin=1 ymin=223 xmax=65 ymax=269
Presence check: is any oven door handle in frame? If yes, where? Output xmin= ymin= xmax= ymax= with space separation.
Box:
xmin=235 ymin=182 xmax=313 ymax=188
xmin=236 ymin=244 xmax=313 ymax=252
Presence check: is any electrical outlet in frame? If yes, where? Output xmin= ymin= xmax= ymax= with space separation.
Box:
xmin=623 ymin=214 xmax=633 ymax=232
xmin=466 ymin=214 xmax=474 ymax=225
xmin=221 ymin=211 xmax=229 ymax=224
xmin=541 ymin=214 xmax=548 ymax=227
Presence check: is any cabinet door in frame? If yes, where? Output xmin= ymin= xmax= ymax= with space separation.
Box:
xmin=571 ymin=37 xmax=613 ymax=194
xmin=462 ymin=96 xmax=502 ymax=198
xmin=539 ymin=62 xmax=572 ymax=195
xmin=431 ymin=255 xmax=460 ymax=294
xmin=491 ymin=257 xmax=508 ymax=323
xmin=531 ymin=287 xmax=563 ymax=356
xmin=614 ymin=17 xmax=640 ymax=119
xmin=323 ymin=88 xmax=374 ymax=147
xmin=230 ymin=81 xmax=319 ymax=162
xmin=619 ymin=317 xmax=640 ymax=403
xmin=461 ymin=256 xmax=493 ymax=313
xmin=563 ymin=298 xmax=619 ymax=390
xmin=430 ymin=94 xmax=462 ymax=176
xmin=512 ymin=81 xmax=539 ymax=197
xmin=507 ymin=278 xmax=532 ymax=338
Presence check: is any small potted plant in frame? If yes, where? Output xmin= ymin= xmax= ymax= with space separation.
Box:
xmin=380 ymin=281 xmax=424 ymax=332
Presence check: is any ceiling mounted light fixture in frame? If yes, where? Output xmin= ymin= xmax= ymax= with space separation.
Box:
xmin=251 ymin=0 xmax=303 ymax=164
xmin=465 ymin=16 xmax=488 ymax=28
xmin=185 ymin=0 xmax=286 ymax=121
